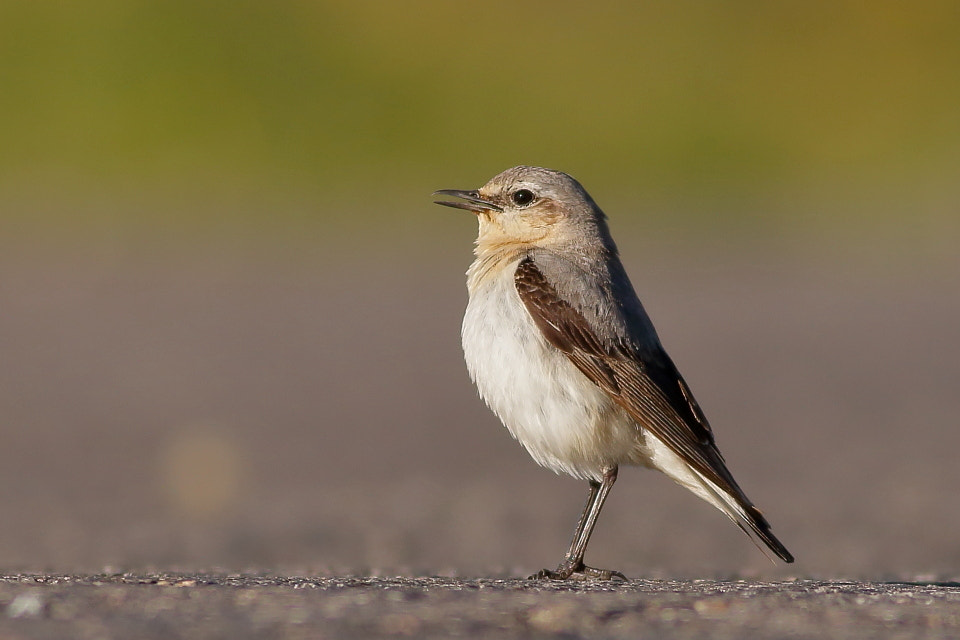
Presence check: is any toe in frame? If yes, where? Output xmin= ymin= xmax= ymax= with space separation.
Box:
xmin=528 ymin=565 xmax=627 ymax=581
xmin=528 ymin=569 xmax=555 ymax=580
xmin=580 ymin=566 xmax=628 ymax=581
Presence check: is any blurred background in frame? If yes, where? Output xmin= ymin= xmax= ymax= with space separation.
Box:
xmin=0 ymin=1 xmax=958 ymax=579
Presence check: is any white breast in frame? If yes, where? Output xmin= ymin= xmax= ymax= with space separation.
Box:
xmin=461 ymin=258 xmax=640 ymax=481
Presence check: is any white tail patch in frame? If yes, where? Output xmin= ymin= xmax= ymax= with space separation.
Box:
xmin=642 ymin=431 xmax=778 ymax=562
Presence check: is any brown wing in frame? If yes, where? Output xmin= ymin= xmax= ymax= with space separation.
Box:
xmin=515 ymin=257 xmax=793 ymax=562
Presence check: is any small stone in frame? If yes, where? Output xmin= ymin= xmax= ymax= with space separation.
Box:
xmin=8 ymin=592 xmax=44 ymax=618
xmin=527 ymin=602 xmax=578 ymax=632
xmin=694 ymin=598 xmax=730 ymax=615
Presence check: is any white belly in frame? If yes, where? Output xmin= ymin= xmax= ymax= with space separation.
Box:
xmin=461 ymin=263 xmax=640 ymax=481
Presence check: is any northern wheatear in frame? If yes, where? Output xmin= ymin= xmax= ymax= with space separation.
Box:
xmin=435 ymin=166 xmax=793 ymax=580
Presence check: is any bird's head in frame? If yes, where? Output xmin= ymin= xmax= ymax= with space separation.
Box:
xmin=434 ymin=166 xmax=607 ymax=258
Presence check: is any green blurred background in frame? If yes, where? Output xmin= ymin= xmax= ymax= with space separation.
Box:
xmin=3 ymin=0 xmax=958 ymax=246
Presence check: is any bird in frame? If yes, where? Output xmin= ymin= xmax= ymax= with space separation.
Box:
xmin=434 ymin=165 xmax=793 ymax=580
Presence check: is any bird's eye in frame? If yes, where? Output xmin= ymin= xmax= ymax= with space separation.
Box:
xmin=511 ymin=189 xmax=535 ymax=207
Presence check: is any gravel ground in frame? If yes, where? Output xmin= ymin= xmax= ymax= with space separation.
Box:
xmin=2 ymin=573 xmax=960 ymax=639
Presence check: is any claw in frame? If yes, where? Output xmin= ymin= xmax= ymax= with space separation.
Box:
xmin=579 ymin=566 xmax=627 ymax=581
xmin=529 ymin=562 xmax=627 ymax=581
xmin=529 ymin=568 xmax=556 ymax=580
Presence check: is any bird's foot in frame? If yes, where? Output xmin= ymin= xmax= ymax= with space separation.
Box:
xmin=529 ymin=561 xmax=627 ymax=582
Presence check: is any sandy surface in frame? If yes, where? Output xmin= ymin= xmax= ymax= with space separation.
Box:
xmin=0 ymin=229 xmax=958 ymax=635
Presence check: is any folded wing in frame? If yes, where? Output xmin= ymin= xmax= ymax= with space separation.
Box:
xmin=515 ymin=256 xmax=793 ymax=563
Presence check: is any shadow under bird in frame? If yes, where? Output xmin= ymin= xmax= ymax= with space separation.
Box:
xmin=434 ymin=166 xmax=794 ymax=580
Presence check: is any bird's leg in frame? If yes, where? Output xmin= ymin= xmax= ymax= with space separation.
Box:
xmin=564 ymin=479 xmax=602 ymax=561
xmin=531 ymin=466 xmax=626 ymax=581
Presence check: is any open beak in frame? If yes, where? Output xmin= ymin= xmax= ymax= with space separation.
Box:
xmin=432 ymin=189 xmax=503 ymax=213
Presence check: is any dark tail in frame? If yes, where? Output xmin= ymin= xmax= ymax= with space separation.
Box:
xmin=741 ymin=504 xmax=794 ymax=563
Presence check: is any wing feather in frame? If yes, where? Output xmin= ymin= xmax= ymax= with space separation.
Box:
xmin=515 ymin=256 xmax=793 ymax=563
